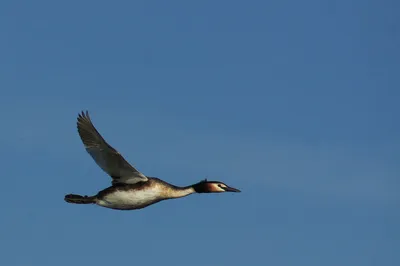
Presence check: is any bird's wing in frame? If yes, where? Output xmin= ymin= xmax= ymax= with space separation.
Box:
xmin=76 ymin=111 xmax=148 ymax=185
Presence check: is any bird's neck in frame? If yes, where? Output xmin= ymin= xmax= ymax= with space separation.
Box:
xmin=151 ymin=178 xmax=196 ymax=199
xmin=167 ymin=186 xmax=196 ymax=199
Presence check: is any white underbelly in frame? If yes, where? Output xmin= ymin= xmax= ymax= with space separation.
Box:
xmin=97 ymin=188 xmax=164 ymax=210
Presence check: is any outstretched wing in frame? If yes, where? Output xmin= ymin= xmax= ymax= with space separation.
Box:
xmin=76 ymin=111 xmax=148 ymax=185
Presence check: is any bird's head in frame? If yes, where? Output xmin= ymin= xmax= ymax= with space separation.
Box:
xmin=192 ymin=179 xmax=241 ymax=193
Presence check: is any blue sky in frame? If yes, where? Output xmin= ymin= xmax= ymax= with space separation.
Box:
xmin=0 ymin=0 xmax=399 ymax=265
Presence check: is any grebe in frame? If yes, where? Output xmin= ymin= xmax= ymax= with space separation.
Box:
xmin=64 ymin=111 xmax=240 ymax=210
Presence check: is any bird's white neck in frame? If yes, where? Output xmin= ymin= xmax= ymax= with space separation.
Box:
xmin=165 ymin=186 xmax=196 ymax=199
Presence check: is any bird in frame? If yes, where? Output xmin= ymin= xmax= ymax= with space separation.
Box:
xmin=64 ymin=111 xmax=240 ymax=211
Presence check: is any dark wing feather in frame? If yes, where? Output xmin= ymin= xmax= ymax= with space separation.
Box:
xmin=77 ymin=111 xmax=148 ymax=185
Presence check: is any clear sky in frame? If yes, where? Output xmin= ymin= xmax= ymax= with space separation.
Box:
xmin=0 ymin=1 xmax=399 ymax=265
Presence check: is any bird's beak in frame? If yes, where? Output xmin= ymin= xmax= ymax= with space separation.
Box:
xmin=224 ymin=186 xmax=241 ymax=192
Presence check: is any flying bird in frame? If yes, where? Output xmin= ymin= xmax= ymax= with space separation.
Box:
xmin=64 ymin=111 xmax=240 ymax=210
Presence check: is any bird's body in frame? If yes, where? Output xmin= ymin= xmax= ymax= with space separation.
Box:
xmin=65 ymin=111 xmax=240 ymax=211
xmin=87 ymin=178 xmax=195 ymax=210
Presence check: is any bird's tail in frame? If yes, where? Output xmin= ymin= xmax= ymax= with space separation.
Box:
xmin=64 ymin=194 xmax=96 ymax=204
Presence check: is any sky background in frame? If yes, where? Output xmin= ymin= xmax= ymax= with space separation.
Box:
xmin=0 ymin=0 xmax=399 ymax=265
